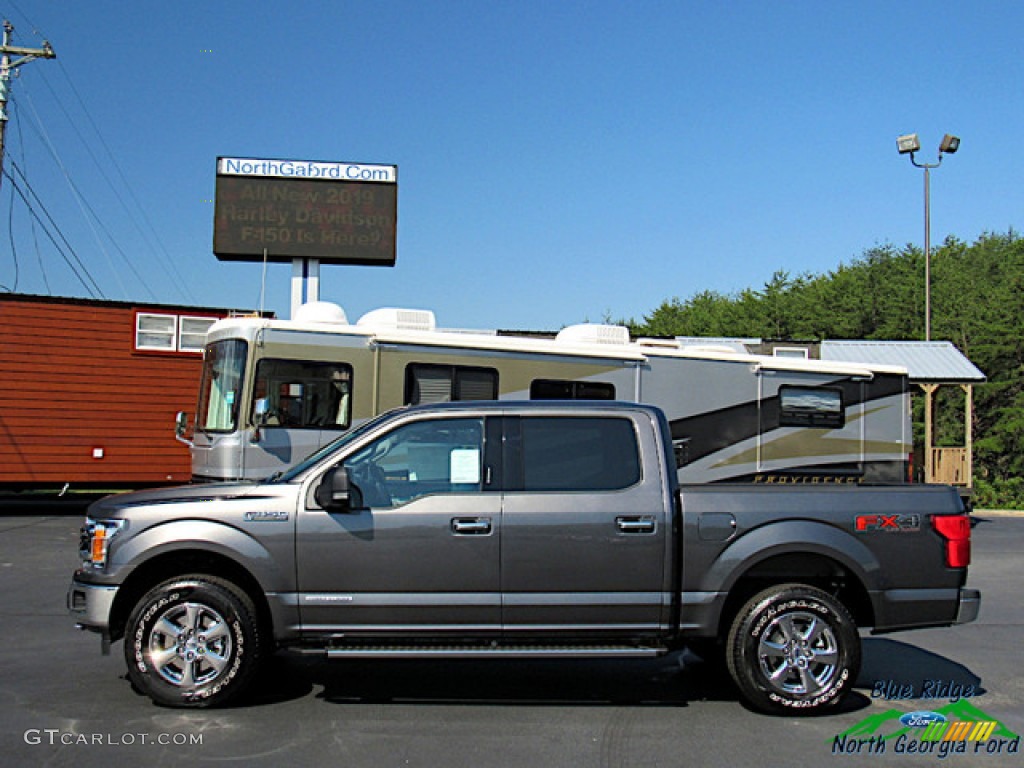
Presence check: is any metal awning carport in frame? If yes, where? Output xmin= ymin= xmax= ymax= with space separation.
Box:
xmin=820 ymin=340 xmax=986 ymax=384
xmin=822 ymin=340 xmax=986 ymax=488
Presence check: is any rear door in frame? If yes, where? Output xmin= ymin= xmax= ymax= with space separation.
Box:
xmin=500 ymin=413 xmax=669 ymax=636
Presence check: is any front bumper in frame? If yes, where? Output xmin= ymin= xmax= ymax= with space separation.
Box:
xmin=67 ymin=576 xmax=118 ymax=633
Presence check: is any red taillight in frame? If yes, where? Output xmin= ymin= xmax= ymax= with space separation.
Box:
xmin=932 ymin=515 xmax=971 ymax=568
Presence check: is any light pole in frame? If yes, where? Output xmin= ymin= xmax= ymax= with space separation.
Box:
xmin=896 ymin=133 xmax=960 ymax=341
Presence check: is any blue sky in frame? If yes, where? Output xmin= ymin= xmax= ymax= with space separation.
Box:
xmin=2 ymin=1 xmax=1021 ymax=330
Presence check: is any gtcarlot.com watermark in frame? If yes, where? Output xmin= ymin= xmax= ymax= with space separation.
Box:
xmin=25 ymin=729 xmax=202 ymax=747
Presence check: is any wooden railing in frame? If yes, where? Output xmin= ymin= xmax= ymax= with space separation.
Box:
xmin=929 ymin=447 xmax=970 ymax=486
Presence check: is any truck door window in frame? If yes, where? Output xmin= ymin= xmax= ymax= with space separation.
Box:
xmin=405 ymin=364 xmax=498 ymax=405
xmin=252 ymin=359 xmax=353 ymax=429
xmin=778 ymin=386 xmax=844 ymax=428
xmin=519 ymin=417 xmax=640 ymax=492
xmin=343 ymin=418 xmax=485 ymax=507
xmin=530 ymin=379 xmax=616 ymax=400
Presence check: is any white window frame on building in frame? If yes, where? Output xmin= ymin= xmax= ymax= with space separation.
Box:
xmin=134 ymin=312 xmax=219 ymax=354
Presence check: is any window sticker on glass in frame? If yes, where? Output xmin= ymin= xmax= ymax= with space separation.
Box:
xmin=450 ymin=449 xmax=481 ymax=484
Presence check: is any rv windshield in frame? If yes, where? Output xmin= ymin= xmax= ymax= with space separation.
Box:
xmin=197 ymin=339 xmax=248 ymax=433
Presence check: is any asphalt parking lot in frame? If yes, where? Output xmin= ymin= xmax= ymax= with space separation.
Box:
xmin=1 ymin=510 xmax=1021 ymax=768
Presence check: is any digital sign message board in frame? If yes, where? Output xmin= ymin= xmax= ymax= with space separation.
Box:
xmin=213 ymin=157 xmax=397 ymax=265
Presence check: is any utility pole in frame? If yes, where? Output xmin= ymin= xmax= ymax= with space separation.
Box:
xmin=0 ymin=21 xmax=56 ymax=190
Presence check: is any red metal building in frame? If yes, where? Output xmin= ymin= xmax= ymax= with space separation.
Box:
xmin=0 ymin=294 xmax=257 ymax=490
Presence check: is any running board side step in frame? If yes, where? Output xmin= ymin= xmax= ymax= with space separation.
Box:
xmin=324 ymin=644 xmax=668 ymax=659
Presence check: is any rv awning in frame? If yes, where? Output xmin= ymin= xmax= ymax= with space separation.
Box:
xmin=820 ymin=341 xmax=986 ymax=384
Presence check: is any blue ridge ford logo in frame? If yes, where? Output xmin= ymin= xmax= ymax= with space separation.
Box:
xmin=900 ymin=711 xmax=948 ymax=728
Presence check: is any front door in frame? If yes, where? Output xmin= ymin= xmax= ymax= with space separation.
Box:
xmin=296 ymin=416 xmax=501 ymax=636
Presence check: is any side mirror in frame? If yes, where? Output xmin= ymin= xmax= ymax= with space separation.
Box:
xmin=254 ymin=398 xmax=269 ymax=425
xmin=314 ymin=466 xmax=363 ymax=512
xmin=175 ymin=411 xmax=189 ymax=438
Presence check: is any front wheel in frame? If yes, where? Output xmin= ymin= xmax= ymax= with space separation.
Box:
xmin=124 ymin=576 xmax=263 ymax=708
xmin=726 ymin=583 xmax=860 ymax=714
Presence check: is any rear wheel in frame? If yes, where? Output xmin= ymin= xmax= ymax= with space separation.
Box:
xmin=726 ymin=583 xmax=860 ymax=714
xmin=124 ymin=576 xmax=263 ymax=708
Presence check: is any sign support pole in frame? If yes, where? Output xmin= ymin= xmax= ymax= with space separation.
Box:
xmin=290 ymin=258 xmax=321 ymax=318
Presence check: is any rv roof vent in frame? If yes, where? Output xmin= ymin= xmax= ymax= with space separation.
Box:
xmin=556 ymin=324 xmax=630 ymax=346
xmin=357 ymin=307 xmax=437 ymax=332
xmin=294 ymin=301 xmax=349 ymax=325
xmin=637 ymin=337 xmax=682 ymax=349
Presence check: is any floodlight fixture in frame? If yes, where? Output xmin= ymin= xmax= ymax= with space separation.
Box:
xmin=896 ymin=131 xmax=961 ymax=341
xmin=897 ymin=133 xmax=921 ymax=155
xmin=939 ymin=134 xmax=960 ymax=154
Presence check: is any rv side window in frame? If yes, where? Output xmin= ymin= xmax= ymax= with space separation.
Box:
xmin=518 ymin=417 xmax=641 ymax=492
xmin=405 ymin=364 xmax=498 ymax=405
xmin=530 ymin=379 xmax=616 ymax=400
xmin=252 ymin=359 xmax=353 ymax=429
xmin=778 ymin=386 xmax=844 ymax=428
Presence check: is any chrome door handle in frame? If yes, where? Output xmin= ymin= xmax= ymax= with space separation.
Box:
xmin=451 ymin=518 xmax=492 ymax=535
xmin=616 ymin=516 xmax=656 ymax=534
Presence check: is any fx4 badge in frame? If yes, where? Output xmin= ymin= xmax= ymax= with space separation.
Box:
xmin=855 ymin=514 xmax=921 ymax=532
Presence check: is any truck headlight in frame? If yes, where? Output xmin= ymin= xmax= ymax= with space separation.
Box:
xmin=79 ymin=518 xmax=127 ymax=569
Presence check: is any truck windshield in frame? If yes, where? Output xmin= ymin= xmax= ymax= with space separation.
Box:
xmin=197 ymin=339 xmax=248 ymax=433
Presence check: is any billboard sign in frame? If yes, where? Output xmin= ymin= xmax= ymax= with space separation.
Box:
xmin=213 ymin=157 xmax=397 ymax=265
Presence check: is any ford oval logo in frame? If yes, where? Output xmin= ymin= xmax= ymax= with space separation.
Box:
xmin=900 ymin=711 xmax=947 ymax=728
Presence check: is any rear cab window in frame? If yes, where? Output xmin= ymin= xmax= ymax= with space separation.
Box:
xmin=514 ymin=417 xmax=641 ymax=492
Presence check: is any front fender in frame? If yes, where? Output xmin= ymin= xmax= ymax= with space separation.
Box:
xmin=110 ymin=518 xmax=292 ymax=594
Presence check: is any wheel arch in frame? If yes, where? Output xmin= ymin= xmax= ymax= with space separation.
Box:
xmin=108 ymin=550 xmax=273 ymax=646
xmin=715 ymin=551 xmax=875 ymax=645
xmin=694 ymin=520 xmax=880 ymax=642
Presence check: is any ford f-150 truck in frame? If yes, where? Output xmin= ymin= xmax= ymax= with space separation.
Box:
xmin=68 ymin=401 xmax=980 ymax=713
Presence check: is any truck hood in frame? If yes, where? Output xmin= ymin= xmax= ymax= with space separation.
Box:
xmin=88 ymin=482 xmax=264 ymax=515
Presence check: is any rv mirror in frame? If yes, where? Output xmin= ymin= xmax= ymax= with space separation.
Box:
xmin=315 ymin=466 xmax=363 ymax=512
xmin=175 ymin=411 xmax=189 ymax=438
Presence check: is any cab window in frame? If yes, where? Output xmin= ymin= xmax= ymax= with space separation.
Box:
xmin=518 ymin=417 xmax=640 ymax=492
xmin=343 ymin=418 xmax=485 ymax=508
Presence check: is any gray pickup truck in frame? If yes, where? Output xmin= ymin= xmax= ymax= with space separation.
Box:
xmin=68 ymin=401 xmax=979 ymax=713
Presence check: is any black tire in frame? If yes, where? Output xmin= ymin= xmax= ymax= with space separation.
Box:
xmin=726 ymin=583 xmax=860 ymax=715
xmin=124 ymin=575 xmax=263 ymax=708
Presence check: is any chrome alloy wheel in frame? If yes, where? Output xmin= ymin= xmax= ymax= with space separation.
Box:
xmin=147 ymin=602 xmax=233 ymax=688
xmin=756 ymin=610 xmax=840 ymax=697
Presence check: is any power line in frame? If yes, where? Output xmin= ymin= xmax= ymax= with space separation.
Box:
xmin=3 ymin=15 xmax=195 ymax=304
xmin=11 ymin=97 xmax=49 ymax=292
xmin=4 ymin=161 xmax=104 ymax=297
xmin=2 ymin=170 xmax=17 ymax=290
xmin=16 ymin=85 xmax=134 ymax=297
xmin=51 ymin=59 xmax=196 ymax=303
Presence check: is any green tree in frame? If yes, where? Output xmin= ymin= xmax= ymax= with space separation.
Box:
xmin=627 ymin=231 xmax=1024 ymax=507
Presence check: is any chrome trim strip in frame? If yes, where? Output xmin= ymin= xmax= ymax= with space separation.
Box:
xmin=502 ymin=592 xmax=668 ymax=606
xmin=300 ymin=593 xmax=500 ymax=606
xmin=326 ymin=646 xmax=665 ymax=659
